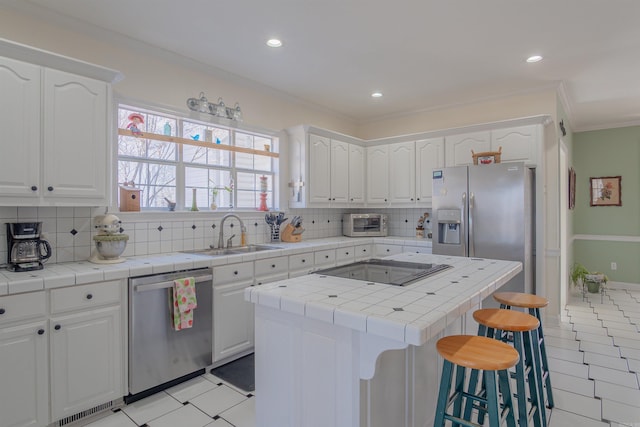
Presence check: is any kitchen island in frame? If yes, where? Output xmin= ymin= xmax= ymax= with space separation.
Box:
xmin=245 ymin=252 xmax=521 ymax=427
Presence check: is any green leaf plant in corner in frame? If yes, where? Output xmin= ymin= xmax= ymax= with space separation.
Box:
xmin=570 ymin=262 xmax=608 ymax=294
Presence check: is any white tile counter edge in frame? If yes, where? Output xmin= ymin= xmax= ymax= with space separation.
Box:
xmin=0 ymin=236 xmax=430 ymax=295
xmin=245 ymin=253 xmax=521 ymax=346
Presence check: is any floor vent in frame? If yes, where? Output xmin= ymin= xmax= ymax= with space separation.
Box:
xmin=56 ymin=401 xmax=115 ymax=427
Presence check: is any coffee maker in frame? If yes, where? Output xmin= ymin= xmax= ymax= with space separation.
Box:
xmin=6 ymin=222 xmax=52 ymax=272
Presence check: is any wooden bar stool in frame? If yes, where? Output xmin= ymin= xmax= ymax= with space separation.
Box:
xmin=434 ymin=335 xmax=518 ymax=427
xmin=468 ymin=309 xmax=545 ymax=427
xmin=494 ymin=292 xmax=554 ymax=410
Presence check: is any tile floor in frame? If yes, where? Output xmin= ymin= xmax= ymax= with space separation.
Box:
xmin=82 ymin=285 xmax=640 ymax=426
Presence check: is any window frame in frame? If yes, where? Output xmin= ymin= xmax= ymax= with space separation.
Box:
xmin=113 ymin=98 xmax=279 ymax=212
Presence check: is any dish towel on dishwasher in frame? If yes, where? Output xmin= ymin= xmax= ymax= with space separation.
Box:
xmin=172 ymin=277 xmax=197 ymax=330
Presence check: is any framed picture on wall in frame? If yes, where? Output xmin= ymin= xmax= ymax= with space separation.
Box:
xmin=568 ymin=168 xmax=576 ymax=210
xmin=589 ymin=176 xmax=622 ymax=206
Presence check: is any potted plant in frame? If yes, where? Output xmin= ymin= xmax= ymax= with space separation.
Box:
xmin=570 ymin=262 xmax=608 ymax=293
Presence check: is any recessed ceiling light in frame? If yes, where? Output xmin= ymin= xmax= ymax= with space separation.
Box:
xmin=371 ymin=92 xmax=383 ymax=98
xmin=526 ymin=55 xmax=543 ymax=63
xmin=266 ymin=39 xmax=282 ymax=48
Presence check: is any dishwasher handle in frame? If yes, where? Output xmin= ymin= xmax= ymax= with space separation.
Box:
xmin=134 ymin=274 xmax=213 ymax=292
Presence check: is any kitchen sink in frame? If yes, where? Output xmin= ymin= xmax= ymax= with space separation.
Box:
xmin=182 ymin=244 xmax=281 ymax=257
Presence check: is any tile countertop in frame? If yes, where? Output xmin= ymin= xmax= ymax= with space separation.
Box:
xmin=245 ymin=252 xmax=522 ymax=346
xmin=0 ymin=236 xmax=431 ymax=296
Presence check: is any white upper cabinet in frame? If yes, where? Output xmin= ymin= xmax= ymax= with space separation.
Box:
xmin=348 ymin=144 xmax=365 ymax=204
xmin=389 ymin=142 xmax=415 ymax=204
xmin=491 ymin=124 xmax=539 ymax=166
xmin=330 ymin=139 xmax=349 ymax=204
xmin=0 ymin=57 xmax=41 ymax=199
xmin=308 ymin=134 xmax=332 ymax=204
xmin=445 ymin=125 xmax=541 ymax=167
xmin=43 ymin=69 xmax=107 ymax=202
xmin=366 ymin=145 xmax=390 ymax=205
xmin=0 ymin=40 xmax=119 ymax=206
xmin=415 ymin=137 xmax=445 ymax=205
xmin=445 ymin=131 xmax=491 ymax=166
xmin=288 ymin=127 xmax=365 ymax=208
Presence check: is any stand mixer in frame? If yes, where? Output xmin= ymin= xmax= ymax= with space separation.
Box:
xmin=89 ymin=214 xmax=129 ymax=264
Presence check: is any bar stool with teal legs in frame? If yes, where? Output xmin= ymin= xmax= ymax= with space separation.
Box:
xmin=467 ymin=309 xmax=546 ymax=427
xmin=434 ymin=335 xmax=518 ymax=427
xmin=493 ymin=292 xmax=554 ymax=411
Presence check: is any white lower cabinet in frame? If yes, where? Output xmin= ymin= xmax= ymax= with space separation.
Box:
xmin=335 ymin=246 xmax=355 ymax=266
xmin=0 ymin=280 xmax=124 ymax=427
xmin=402 ymin=245 xmax=432 ymax=254
xmin=49 ymin=306 xmax=122 ymax=421
xmin=0 ymin=320 xmax=48 ymax=427
xmin=213 ymin=262 xmax=254 ymax=363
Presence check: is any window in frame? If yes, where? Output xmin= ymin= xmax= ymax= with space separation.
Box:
xmin=117 ymin=104 xmax=277 ymax=210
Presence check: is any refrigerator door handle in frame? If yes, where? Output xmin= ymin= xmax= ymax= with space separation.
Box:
xmin=469 ymin=192 xmax=475 ymax=257
xmin=461 ymin=192 xmax=467 ymax=256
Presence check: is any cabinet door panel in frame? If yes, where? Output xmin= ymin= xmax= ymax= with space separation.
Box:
xmin=415 ymin=137 xmax=445 ymax=204
xmin=0 ymin=321 xmax=48 ymax=427
xmin=308 ymin=134 xmax=331 ymax=204
xmin=366 ymin=145 xmax=389 ymax=204
xmin=214 ymin=281 xmax=254 ymax=362
xmin=0 ymin=57 xmax=41 ymax=200
xmin=491 ymin=125 xmax=538 ymax=165
xmin=445 ymin=131 xmax=490 ymax=166
xmin=330 ymin=140 xmax=349 ymax=203
xmin=348 ymin=145 xmax=365 ymax=204
xmin=389 ymin=142 xmax=415 ymax=204
xmin=50 ymin=306 xmax=122 ymax=420
xmin=43 ymin=69 xmax=107 ymax=201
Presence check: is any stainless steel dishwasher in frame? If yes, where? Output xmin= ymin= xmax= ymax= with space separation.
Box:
xmin=127 ymin=268 xmax=212 ymax=403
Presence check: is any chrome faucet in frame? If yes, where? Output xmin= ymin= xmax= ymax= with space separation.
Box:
xmin=217 ymin=214 xmax=246 ymax=249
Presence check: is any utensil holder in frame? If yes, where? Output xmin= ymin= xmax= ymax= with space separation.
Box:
xmin=270 ymin=225 xmax=280 ymax=242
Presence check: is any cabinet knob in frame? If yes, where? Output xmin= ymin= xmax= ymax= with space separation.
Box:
xmin=411 ymin=198 xmax=414 ymax=201
xmin=47 ymin=186 xmax=54 ymax=192
xmin=37 ymin=329 xmax=45 ymax=335
xmin=258 ymin=282 xmax=263 ymax=286
xmin=345 ymin=252 xmax=349 ymax=255
xmin=54 ymin=324 xmax=61 ymax=330
xmin=271 ymin=264 xmax=276 ymax=268
xmin=31 ymin=186 xmax=38 ymax=192
xmin=417 ymin=198 xmax=420 ymax=201
xmin=328 ymin=198 xmax=331 ymax=201
xmin=0 ymin=308 xmax=5 ymax=315
xmin=350 ymin=198 xmax=354 ymax=201
xmin=332 ymin=198 xmax=336 ymax=201
xmin=386 ymin=249 xmax=390 ymax=252
xmin=384 ymin=199 xmax=387 ymax=202
xmin=234 ymin=271 xmax=239 ymax=275
xmin=363 ymin=249 xmax=367 ymax=252
xmin=325 ymin=255 xmax=329 ymax=259
xmin=302 ymin=259 xmax=306 ymax=263
xmin=86 ymin=294 xmax=93 ymax=300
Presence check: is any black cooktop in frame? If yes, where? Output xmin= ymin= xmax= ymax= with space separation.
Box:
xmin=314 ymin=259 xmax=451 ymax=286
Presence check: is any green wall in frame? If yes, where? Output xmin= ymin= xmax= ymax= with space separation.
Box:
xmin=573 ymin=126 xmax=640 ymax=283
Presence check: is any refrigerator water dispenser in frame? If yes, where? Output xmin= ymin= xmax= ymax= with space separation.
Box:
xmin=437 ymin=209 xmax=462 ymax=245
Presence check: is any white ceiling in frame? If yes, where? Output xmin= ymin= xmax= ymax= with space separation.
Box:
xmin=10 ymin=0 xmax=640 ymax=131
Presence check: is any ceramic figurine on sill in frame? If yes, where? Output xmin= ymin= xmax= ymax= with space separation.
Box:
xmin=127 ymin=113 xmax=144 ymax=137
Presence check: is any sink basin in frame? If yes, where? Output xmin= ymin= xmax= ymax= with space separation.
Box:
xmin=182 ymin=245 xmax=280 ymax=257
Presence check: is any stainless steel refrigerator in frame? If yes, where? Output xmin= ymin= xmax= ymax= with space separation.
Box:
xmin=432 ymin=162 xmax=534 ymax=305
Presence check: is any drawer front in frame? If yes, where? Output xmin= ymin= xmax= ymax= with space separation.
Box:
xmin=355 ymin=244 xmax=373 ymax=260
xmin=289 ymin=252 xmax=314 ymax=271
xmin=402 ymin=245 xmax=432 ymax=254
xmin=0 ymin=291 xmax=46 ymax=324
xmin=255 ymin=256 xmax=289 ymax=277
xmin=314 ymin=249 xmax=336 ymax=267
xmin=254 ymin=273 xmax=289 ymax=286
xmin=50 ymin=280 xmax=121 ymax=314
xmin=374 ymin=244 xmax=403 ymax=257
xmin=214 ymin=262 xmax=254 ymax=285
xmin=336 ymin=247 xmax=356 ymax=266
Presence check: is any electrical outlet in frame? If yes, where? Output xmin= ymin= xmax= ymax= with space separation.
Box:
xmin=611 ymin=262 xmax=617 ymax=270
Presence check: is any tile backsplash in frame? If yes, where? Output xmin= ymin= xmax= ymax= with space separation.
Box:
xmin=0 ymin=206 xmax=431 ymax=266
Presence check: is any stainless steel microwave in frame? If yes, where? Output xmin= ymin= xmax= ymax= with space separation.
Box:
xmin=343 ymin=213 xmax=388 ymax=237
